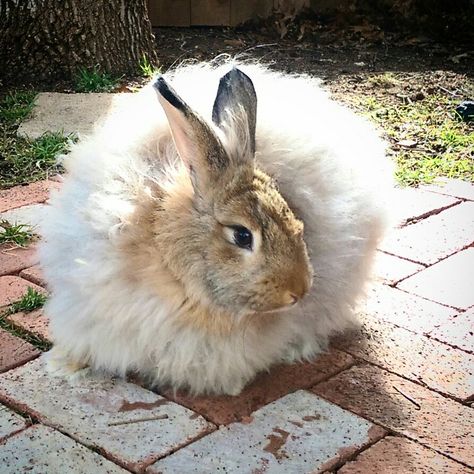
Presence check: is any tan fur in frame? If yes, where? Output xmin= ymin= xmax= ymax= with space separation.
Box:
xmin=120 ymin=129 xmax=312 ymax=336
xmin=40 ymin=62 xmax=393 ymax=395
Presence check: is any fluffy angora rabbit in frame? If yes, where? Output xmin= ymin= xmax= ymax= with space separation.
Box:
xmin=40 ymin=62 xmax=392 ymax=395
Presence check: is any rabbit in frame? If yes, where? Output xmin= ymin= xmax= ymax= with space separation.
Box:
xmin=40 ymin=61 xmax=393 ymax=395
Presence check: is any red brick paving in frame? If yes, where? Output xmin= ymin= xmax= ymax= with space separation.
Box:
xmin=334 ymin=313 xmax=474 ymax=400
xmin=423 ymin=178 xmax=474 ymax=201
xmin=0 ymin=276 xmax=46 ymax=309
xmin=313 ymin=364 xmax=474 ymax=467
xmin=372 ymin=251 xmax=423 ymax=285
xmin=380 ymin=201 xmax=474 ymax=265
xmin=0 ymin=179 xmax=472 ymax=472
xmin=392 ymin=187 xmax=460 ymax=225
xmin=163 ymin=349 xmax=354 ymax=425
xmin=398 ymin=248 xmax=474 ymax=310
xmin=19 ymin=264 xmax=46 ymax=288
xmin=428 ymin=308 xmax=474 ymax=354
xmin=338 ymin=436 xmax=470 ymax=473
xmin=7 ymin=309 xmax=50 ymax=341
xmin=0 ymin=179 xmax=60 ymax=213
xmin=0 ymin=244 xmax=39 ymax=277
xmin=0 ymin=329 xmax=40 ymax=373
xmin=359 ymin=283 xmax=457 ymax=334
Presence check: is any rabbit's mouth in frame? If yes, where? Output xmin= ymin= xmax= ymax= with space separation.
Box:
xmin=247 ymin=298 xmax=302 ymax=316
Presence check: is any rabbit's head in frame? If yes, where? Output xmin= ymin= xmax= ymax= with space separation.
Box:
xmin=140 ymin=68 xmax=313 ymax=317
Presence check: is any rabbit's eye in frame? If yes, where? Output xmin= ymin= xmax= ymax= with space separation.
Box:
xmin=232 ymin=226 xmax=253 ymax=250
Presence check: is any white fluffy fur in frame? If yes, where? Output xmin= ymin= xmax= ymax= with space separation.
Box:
xmin=40 ymin=61 xmax=394 ymax=395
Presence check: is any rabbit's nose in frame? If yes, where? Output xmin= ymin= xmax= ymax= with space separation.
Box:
xmin=283 ymin=292 xmax=299 ymax=306
xmin=289 ymin=293 xmax=299 ymax=305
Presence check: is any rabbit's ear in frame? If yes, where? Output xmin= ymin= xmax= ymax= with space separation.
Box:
xmin=154 ymin=76 xmax=229 ymax=197
xmin=212 ymin=68 xmax=257 ymax=159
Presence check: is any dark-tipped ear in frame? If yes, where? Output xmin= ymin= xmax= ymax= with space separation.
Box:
xmin=212 ymin=68 xmax=257 ymax=158
xmin=154 ymin=76 xmax=228 ymax=197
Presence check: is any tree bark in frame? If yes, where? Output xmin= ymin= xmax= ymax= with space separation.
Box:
xmin=0 ymin=0 xmax=158 ymax=83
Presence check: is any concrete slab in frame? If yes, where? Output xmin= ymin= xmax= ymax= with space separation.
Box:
xmin=149 ymin=390 xmax=385 ymax=473
xmin=18 ymin=92 xmax=135 ymax=139
xmin=0 ymin=424 xmax=127 ymax=474
xmin=0 ymin=357 xmax=214 ymax=472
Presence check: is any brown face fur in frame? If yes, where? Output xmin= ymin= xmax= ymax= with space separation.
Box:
xmin=121 ymin=72 xmax=313 ymax=331
xmin=123 ymin=158 xmax=313 ymax=320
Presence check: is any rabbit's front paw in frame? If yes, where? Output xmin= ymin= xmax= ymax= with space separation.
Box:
xmin=45 ymin=347 xmax=89 ymax=379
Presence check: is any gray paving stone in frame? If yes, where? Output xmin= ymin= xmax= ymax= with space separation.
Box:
xmin=18 ymin=92 xmax=135 ymax=139
xmin=429 ymin=308 xmax=474 ymax=353
xmin=391 ymin=187 xmax=460 ymax=225
xmin=372 ymin=251 xmax=424 ymax=285
xmin=358 ymin=284 xmax=456 ymax=335
xmin=379 ymin=201 xmax=474 ymax=265
xmin=0 ymin=424 xmax=127 ymax=474
xmin=398 ymin=248 xmax=474 ymax=310
xmin=0 ymin=357 xmax=214 ymax=471
xmin=0 ymin=404 xmax=27 ymax=440
xmin=334 ymin=314 xmax=474 ymax=400
xmin=148 ymin=390 xmax=385 ymax=474
xmin=423 ymin=178 xmax=474 ymax=201
xmin=0 ymin=204 xmax=47 ymax=232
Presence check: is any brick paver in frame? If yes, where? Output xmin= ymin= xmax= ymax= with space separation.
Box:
xmin=0 ymin=180 xmax=60 ymax=213
xmin=0 ymin=244 xmax=39 ymax=277
xmin=0 ymin=276 xmax=46 ymax=308
xmin=358 ymin=283 xmax=456 ymax=335
xmin=428 ymin=308 xmax=474 ymax=353
xmin=0 ymin=175 xmax=472 ymax=473
xmin=0 ymin=329 xmax=40 ymax=373
xmin=165 ymin=349 xmax=354 ymax=425
xmin=0 ymin=203 xmax=48 ymax=232
xmin=398 ymin=248 xmax=474 ymax=310
xmin=19 ymin=264 xmax=47 ymax=288
xmin=334 ymin=314 xmax=474 ymax=399
xmin=392 ymin=187 xmax=460 ymax=225
xmin=424 ymin=178 xmax=474 ymax=201
xmin=338 ymin=436 xmax=471 ymax=474
xmin=0 ymin=424 xmax=127 ymax=473
xmin=149 ymin=390 xmax=385 ymax=473
xmin=380 ymin=201 xmax=474 ymax=264
xmin=313 ymin=365 xmax=474 ymax=467
xmin=372 ymin=251 xmax=424 ymax=285
xmin=0 ymin=357 xmax=214 ymax=472
xmin=7 ymin=309 xmax=50 ymax=340
xmin=0 ymin=405 xmax=27 ymax=440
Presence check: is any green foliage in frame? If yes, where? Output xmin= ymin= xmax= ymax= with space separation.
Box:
xmin=0 ymin=91 xmax=37 ymax=126
xmin=138 ymin=55 xmax=161 ymax=78
xmin=9 ymin=287 xmax=47 ymax=314
xmin=357 ymin=93 xmax=474 ymax=186
xmin=0 ymin=220 xmax=34 ymax=247
xmin=74 ymin=66 xmax=119 ymax=92
xmin=0 ymin=288 xmax=51 ymax=351
xmin=0 ymin=131 xmax=74 ymax=188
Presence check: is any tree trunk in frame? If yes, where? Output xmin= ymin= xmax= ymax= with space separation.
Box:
xmin=0 ymin=0 xmax=158 ymax=83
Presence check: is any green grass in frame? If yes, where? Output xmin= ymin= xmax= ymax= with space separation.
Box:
xmin=0 ymin=90 xmax=74 ymax=188
xmin=357 ymin=93 xmax=474 ymax=186
xmin=138 ymin=55 xmax=161 ymax=78
xmin=0 ymin=220 xmax=34 ymax=247
xmin=74 ymin=66 xmax=119 ymax=92
xmin=0 ymin=131 xmax=74 ymax=188
xmin=9 ymin=287 xmax=47 ymax=314
xmin=0 ymin=91 xmax=37 ymax=125
xmin=0 ymin=287 xmax=51 ymax=351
